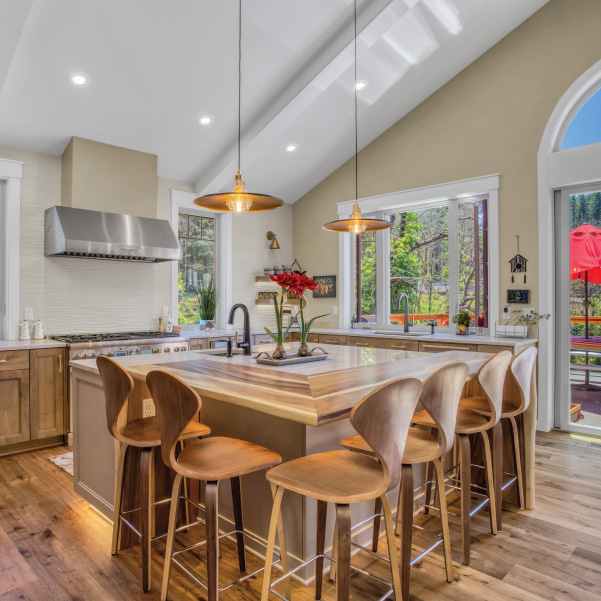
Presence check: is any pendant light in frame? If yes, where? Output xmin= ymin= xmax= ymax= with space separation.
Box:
xmin=323 ymin=0 xmax=391 ymax=234
xmin=194 ymin=0 xmax=283 ymax=213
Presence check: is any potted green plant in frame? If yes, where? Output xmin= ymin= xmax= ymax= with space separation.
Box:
xmin=452 ymin=309 xmax=472 ymax=335
xmin=195 ymin=277 xmax=218 ymax=330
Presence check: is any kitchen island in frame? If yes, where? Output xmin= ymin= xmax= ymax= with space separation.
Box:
xmin=70 ymin=344 xmax=532 ymax=583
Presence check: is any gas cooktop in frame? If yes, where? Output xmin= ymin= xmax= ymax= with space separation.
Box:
xmin=50 ymin=331 xmax=181 ymax=343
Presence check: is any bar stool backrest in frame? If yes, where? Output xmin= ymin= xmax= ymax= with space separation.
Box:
xmin=97 ymin=355 xmax=134 ymax=442
xmin=146 ymin=369 xmax=202 ymax=470
xmin=507 ymin=347 xmax=538 ymax=414
xmin=421 ymin=362 xmax=470 ymax=455
xmin=351 ymin=377 xmax=422 ymax=494
xmin=476 ymin=351 xmax=512 ymax=425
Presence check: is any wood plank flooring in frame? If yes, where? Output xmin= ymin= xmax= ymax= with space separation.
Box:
xmin=0 ymin=430 xmax=600 ymax=601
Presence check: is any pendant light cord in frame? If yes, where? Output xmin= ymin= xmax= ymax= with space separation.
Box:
xmin=354 ymin=0 xmax=358 ymax=202
xmin=238 ymin=0 xmax=242 ymax=172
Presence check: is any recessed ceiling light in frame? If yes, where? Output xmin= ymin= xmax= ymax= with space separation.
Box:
xmin=69 ymin=71 xmax=89 ymax=86
xmin=197 ymin=115 xmax=214 ymax=126
xmin=286 ymin=144 xmax=297 ymax=152
xmin=355 ymin=80 xmax=367 ymax=90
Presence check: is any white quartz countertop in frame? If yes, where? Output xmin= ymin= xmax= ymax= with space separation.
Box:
xmin=0 ymin=339 xmax=67 ymax=351
xmin=300 ymin=328 xmax=537 ymax=347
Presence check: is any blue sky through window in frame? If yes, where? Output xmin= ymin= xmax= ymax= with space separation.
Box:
xmin=561 ymin=87 xmax=601 ymax=150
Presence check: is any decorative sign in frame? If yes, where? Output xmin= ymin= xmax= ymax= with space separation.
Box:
xmin=509 ymin=236 xmax=527 ymax=283
xmin=313 ymin=275 xmax=337 ymax=298
xmin=507 ymin=289 xmax=530 ymax=304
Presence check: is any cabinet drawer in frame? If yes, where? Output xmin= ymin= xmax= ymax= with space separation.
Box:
xmin=188 ymin=339 xmax=205 ymax=350
xmin=347 ymin=336 xmax=374 ymax=348
xmin=477 ymin=344 xmax=513 ymax=354
xmin=0 ymin=350 xmax=29 ymax=372
xmin=419 ymin=342 xmax=477 ymax=353
xmin=307 ymin=333 xmax=319 ymax=343
xmin=381 ymin=339 xmax=419 ymax=351
xmin=254 ymin=335 xmax=274 ymax=345
xmin=0 ymin=369 xmax=30 ymax=446
xmin=318 ymin=334 xmax=347 ymax=345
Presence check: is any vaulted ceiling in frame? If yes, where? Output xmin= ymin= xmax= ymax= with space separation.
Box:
xmin=0 ymin=0 xmax=549 ymax=203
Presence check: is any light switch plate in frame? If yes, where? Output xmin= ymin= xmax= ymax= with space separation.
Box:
xmin=24 ymin=307 xmax=34 ymax=320
xmin=333 ymin=305 xmax=338 ymax=315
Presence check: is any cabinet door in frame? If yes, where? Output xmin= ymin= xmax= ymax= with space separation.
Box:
xmin=30 ymin=348 xmax=65 ymax=440
xmin=0 ymin=369 xmax=29 ymax=446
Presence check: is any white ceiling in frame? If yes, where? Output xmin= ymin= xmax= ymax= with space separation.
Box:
xmin=0 ymin=0 xmax=549 ymax=203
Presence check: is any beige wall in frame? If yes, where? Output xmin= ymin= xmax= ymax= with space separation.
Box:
xmin=293 ymin=0 xmax=601 ymax=323
xmin=62 ymin=137 xmax=158 ymax=218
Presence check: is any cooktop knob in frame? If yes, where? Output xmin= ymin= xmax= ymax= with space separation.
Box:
xmin=164 ymin=347 xmax=171 ymax=352
xmin=85 ymin=351 xmax=97 ymax=359
xmin=106 ymin=351 xmax=115 ymax=357
xmin=130 ymin=347 xmax=140 ymax=356
xmin=152 ymin=347 xmax=161 ymax=353
xmin=73 ymin=353 xmax=82 ymax=360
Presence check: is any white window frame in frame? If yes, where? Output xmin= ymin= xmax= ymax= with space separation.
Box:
xmin=170 ymin=190 xmax=232 ymax=329
xmin=337 ymin=174 xmax=499 ymax=332
xmin=0 ymin=158 xmax=23 ymax=340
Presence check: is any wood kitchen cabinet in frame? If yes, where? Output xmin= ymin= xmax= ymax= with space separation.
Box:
xmin=29 ymin=348 xmax=65 ymax=440
xmin=0 ymin=369 xmax=30 ymax=446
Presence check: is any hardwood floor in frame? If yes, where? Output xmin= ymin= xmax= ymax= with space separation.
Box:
xmin=1 ymin=430 xmax=600 ymax=601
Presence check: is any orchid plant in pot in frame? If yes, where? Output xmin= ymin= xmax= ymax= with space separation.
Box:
xmin=265 ymin=272 xmax=327 ymax=359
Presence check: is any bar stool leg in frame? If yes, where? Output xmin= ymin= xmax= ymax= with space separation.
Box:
xmin=140 ymin=448 xmax=153 ymax=593
xmin=422 ymin=461 xmax=434 ymax=515
xmin=381 ymin=494 xmax=402 ymax=601
xmin=111 ymin=443 xmax=128 ymax=555
xmin=372 ymin=497 xmax=382 ymax=552
xmin=509 ymin=416 xmax=525 ymax=508
xmin=205 ymin=481 xmax=220 ymax=601
xmin=335 ymin=504 xmax=351 ymax=601
xmin=230 ymin=476 xmax=246 ymax=572
xmin=315 ymin=499 xmax=327 ymax=600
xmin=491 ymin=422 xmax=503 ymax=530
xmin=273 ymin=483 xmax=291 ymax=601
xmin=481 ymin=430 xmax=498 ymax=536
xmin=432 ymin=458 xmax=453 ymax=583
xmin=330 ymin=516 xmax=338 ymax=582
xmin=261 ymin=485 xmax=285 ymax=601
xmin=400 ymin=465 xmax=414 ymax=601
xmin=458 ymin=434 xmax=471 ymax=565
xmin=162 ymin=474 xmax=183 ymax=601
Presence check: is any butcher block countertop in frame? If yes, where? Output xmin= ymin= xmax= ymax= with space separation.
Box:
xmin=71 ymin=343 xmax=491 ymax=426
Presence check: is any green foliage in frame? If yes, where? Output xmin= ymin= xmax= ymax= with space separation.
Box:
xmin=195 ymin=277 xmax=218 ymax=321
xmin=452 ymin=310 xmax=472 ymax=326
xmin=513 ymin=310 xmax=550 ymax=326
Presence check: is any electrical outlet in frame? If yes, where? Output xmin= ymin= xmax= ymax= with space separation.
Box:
xmin=162 ymin=306 xmax=170 ymax=318
xmin=333 ymin=305 xmax=338 ymax=315
xmin=24 ymin=307 xmax=34 ymax=320
xmin=143 ymin=399 xmax=155 ymax=418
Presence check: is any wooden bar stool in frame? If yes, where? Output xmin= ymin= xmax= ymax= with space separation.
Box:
xmin=97 ymin=356 xmax=211 ymax=592
xmin=459 ymin=347 xmax=537 ymax=515
xmin=261 ymin=377 xmax=423 ymax=601
xmin=339 ymin=362 xmax=469 ymax=601
xmin=413 ymin=351 xmax=511 ymax=565
xmin=145 ymin=369 xmax=283 ymax=601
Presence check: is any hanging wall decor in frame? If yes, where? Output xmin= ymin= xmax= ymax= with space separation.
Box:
xmin=509 ymin=235 xmax=527 ymax=283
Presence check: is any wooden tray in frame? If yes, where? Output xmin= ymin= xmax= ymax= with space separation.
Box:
xmin=255 ymin=353 xmax=329 ymax=366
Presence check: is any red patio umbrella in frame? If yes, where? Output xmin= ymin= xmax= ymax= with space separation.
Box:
xmin=570 ymin=223 xmax=601 ymax=338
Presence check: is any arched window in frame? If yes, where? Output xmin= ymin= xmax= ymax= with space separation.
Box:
xmin=561 ymin=86 xmax=601 ymax=150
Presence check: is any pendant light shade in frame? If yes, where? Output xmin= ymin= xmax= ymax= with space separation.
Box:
xmin=194 ymin=1 xmax=283 ymax=213
xmin=322 ymin=0 xmax=391 ymax=235
xmin=323 ymin=200 xmax=391 ymax=233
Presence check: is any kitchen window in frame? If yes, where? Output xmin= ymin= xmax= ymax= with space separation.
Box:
xmin=356 ymin=197 xmax=488 ymax=329
xmin=178 ymin=213 xmax=215 ymax=325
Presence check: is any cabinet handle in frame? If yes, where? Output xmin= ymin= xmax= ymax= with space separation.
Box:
xmin=391 ymin=344 xmax=406 ymax=349
xmin=422 ymin=343 xmax=471 ymax=351
xmin=57 ymin=354 xmax=63 ymax=374
xmin=324 ymin=339 xmax=339 ymax=344
xmin=354 ymin=342 xmax=369 ymax=346
xmin=0 ymin=359 xmax=6 ymax=363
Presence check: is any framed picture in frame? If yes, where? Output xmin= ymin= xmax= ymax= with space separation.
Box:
xmin=507 ymin=289 xmax=530 ymax=304
xmin=313 ymin=275 xmax=337 ymax=298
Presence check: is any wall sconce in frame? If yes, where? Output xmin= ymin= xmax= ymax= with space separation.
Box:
xmin=266 ymin=231 xmax=280 ymax=250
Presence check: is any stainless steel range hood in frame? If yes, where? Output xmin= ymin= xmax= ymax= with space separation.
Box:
xmin=44 ymin=206 xmax=180 ymax=263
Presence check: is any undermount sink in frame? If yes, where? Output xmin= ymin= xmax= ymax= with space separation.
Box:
xmin=373 ymin=331 xmax=424 ymax=337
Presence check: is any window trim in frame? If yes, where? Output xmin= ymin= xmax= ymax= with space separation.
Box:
xmin=337 ymin=174 xmax=499 ymax=331
xmin=0 ymin=157 xmax=23 ymax=340
xmin=170 ymin=190 xmax=232 ymax=329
